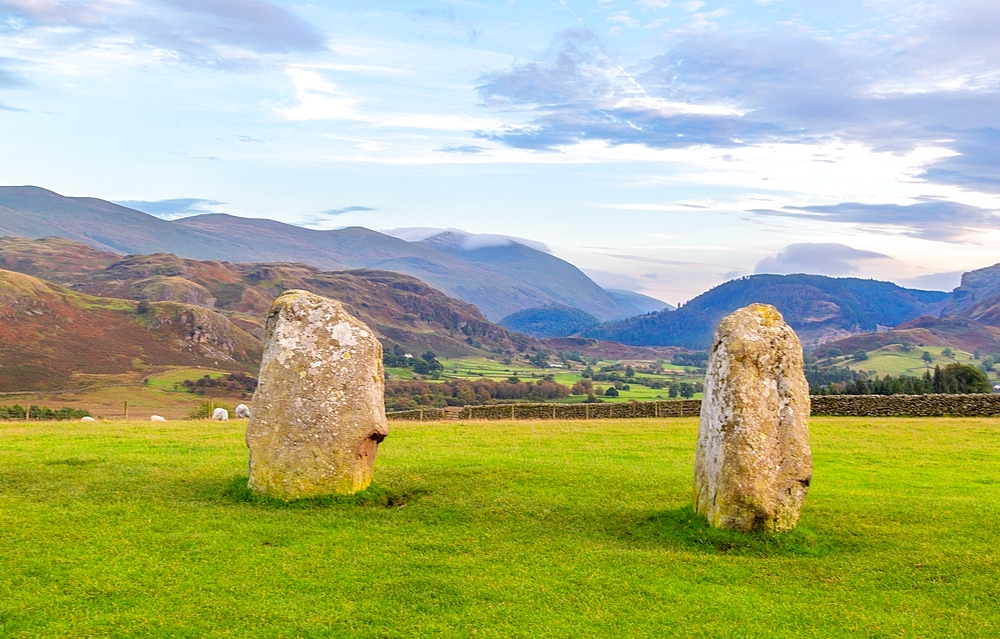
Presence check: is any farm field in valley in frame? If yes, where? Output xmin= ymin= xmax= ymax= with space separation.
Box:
xmin=0 ymin=367 xmax=242 ymax=420
xmin=431 ymin=356 xmax=705 ymax=402
xmin=1 ymin=416 xmax=998 ymax=637
xmin=823 ymin=345 xmax=998 ymax=380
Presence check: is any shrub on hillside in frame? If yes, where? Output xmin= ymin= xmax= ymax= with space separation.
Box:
xmin=188 ymin=401 xmax=235 ymax=419
xmin=181 ymin=372 xmax=257 ymax=397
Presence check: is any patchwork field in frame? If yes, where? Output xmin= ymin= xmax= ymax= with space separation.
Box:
xmin=1 ymin=417 xmax=998 ymax=637
xmin=431 ymin=356 xmax=705 ymax=402
xmin=824 ymin=345 xmax=986 ymax=378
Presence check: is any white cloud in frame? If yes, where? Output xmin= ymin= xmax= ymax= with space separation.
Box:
xmin=636 ymin=0 xmax=671 ymax=8
xmin=279 ymin=68 xmax=360 ymax=121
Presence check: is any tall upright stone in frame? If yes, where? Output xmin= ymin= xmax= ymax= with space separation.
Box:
xmin=693 ymin=303 xmax=812 ymax=532
xmin=247 ymin=290 xmax=388 ymax=499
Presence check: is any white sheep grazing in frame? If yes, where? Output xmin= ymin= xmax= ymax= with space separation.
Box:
xmin=81 ymin=416 xmax=95 ymax=422
xmin=151 ymin=415 xmax=167 ymax=422
xmin=235 ymin=404 xmax=251 ymax=419
xmin=212 ymin=408 xmax=229 ymax=421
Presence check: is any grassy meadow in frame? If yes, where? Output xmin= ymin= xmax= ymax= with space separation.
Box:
xmin=0 ymin=367 xmax=236 ymax=421
xmin=2 ymin=416 xmax=999 ymax=637
xmin=823 ymin=345 xmax=987 ymax=379
xmin=427 ymin=356 xmax=705 ymax=402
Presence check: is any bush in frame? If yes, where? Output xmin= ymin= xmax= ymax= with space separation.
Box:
xmin=604 ymin=387 xmax=619 ymax=397
xmin=182 ymin=372 xmax=257 ymax=397
xmin=189 ymin=401 xmax=235 ymax=419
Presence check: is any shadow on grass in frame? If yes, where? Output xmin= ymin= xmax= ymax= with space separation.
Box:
xmin=626 ymin=505 xmax=833 ymax=558
xmin=220 ymin=475 xmax=426 ymax=510
xmin=44 ymin=457 xmax=103 ymax=467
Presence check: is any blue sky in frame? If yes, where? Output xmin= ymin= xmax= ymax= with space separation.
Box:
xmin=1 ymin=0 xmax=999 ymax=305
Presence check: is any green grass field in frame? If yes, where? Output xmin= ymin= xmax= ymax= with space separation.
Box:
xmin=825 ymin=345 xmax=983 ymax=378
xmin=433 ymin=356 xmax=703 ymax=402
xmin=2 ymin=417 xmax=999 ymax=637
xmin=143 ymin=367 xmax=230 ymax=391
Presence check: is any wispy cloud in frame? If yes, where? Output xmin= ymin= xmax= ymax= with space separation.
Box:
xmin=296 ymin=206 xmax=377 ymax=229
xmin=473 ymin=3 xmax=1000 ymax=194
xmin=755 ymin=243 xmax=890 ymax=277
xmin=322 ymin=206 xmax=377 ymax=215
xmin=753 ymin=201 xmax=1000 ymax=243
xmin=0 ymin=0 xmax=324 ymax=69
xmin=434 ymin=145 xmax=488 ymax=154
xmin=117 ymin=197 xmax=224 ymax=220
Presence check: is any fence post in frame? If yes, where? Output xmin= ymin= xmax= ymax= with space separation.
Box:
xmin=419 ymin=407 xmax=424 ymax=421
xmin=552 ymin=405 xmax=556 ymax=420
xmin=124 ymin=401 xmax=129 ymax=421
xmin=679 ymin=402 xmax=683 ymax=417
xmin=655 ymin=401 xmax=660 ymax=418
xmin=585 ymin=403 xmax=590 ymax=419
xmin=511 ymin=404 xmax=515 ymax=421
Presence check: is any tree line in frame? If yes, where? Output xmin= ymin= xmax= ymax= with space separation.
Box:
xmin=385 ymin=378 xmax=570 ymax=411
xmin=810 ymin=364 xmax=992 ymax=395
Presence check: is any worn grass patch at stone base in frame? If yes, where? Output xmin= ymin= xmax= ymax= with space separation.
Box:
xmin=1 ymin=417 xmax=999 ymax=638
xmin=221 ymin=475 xmax=425 ymax=509
xmin=634 ymin=506 xmax=833 ymax=558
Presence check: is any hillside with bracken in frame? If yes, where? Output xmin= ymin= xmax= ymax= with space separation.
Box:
xmin=0 ymin=269 xmax=261 ymax=391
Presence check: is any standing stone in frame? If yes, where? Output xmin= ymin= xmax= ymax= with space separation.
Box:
xmin=246 ymin=290 xmax=388 ymax=499
xmin=693 ymin=303 xmax=812 ymax=532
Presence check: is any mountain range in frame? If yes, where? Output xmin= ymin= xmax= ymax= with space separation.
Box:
xmin=9 ymin=185 xmax=1000 ymax=357
xmin=0 ymin=237 xmax=690 ymax=391
xmin=585 ymin=274 xmax=951 ymax=350
xmin=0 ymin=186 xmax=665 ymax=322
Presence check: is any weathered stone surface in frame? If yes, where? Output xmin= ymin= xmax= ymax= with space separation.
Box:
xmin=246 ymin=289 xmax=388 ymax=499
xmin=694 ymin=304 xmax=812 ymax=532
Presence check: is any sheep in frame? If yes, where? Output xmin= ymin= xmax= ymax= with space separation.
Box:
xmin=81 ymin=416 xmax=95 ymax=422
xmin=235 ymin=404 xmax=251 ymax=419
xmin=212 ymin=408 xmax=229 ymax=421
xmin=151 ymin=415 xmax=167 ymax=422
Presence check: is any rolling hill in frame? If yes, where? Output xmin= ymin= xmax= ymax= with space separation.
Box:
xmin=0 ymin=236 xmax=532 ymax=360
xmin=812 ymin=316 xmax=1000 ymax=357
xmin=584 ymin=274 xmax=949 ymax=351
xmin=0 ymin=237 xmax=689 ymax=392
xmin=499 ymin=304 xmax=600 ymax=338
xmin=0 ymin=269 xmax=262 ymax=391
xmin=0 ymin=186 xmax=640 ymax=321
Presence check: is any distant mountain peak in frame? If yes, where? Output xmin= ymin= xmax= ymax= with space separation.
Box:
xmin=384 ymin=227 xmax=550 ymax=253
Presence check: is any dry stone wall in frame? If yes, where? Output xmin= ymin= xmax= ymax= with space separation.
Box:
xmin=386 ymin=407 xmax=448 ymax=421
xmin=457 ymin=400 xmax=702 ymax=421
xmin=383 ymin=395 xmax=1000 ymax=421
xmin=809 ymin=393 xmax=1000 ymax=417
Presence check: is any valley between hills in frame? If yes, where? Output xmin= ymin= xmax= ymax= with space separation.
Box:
xmin=6 ymin=187 xmax=1000 ymax=418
